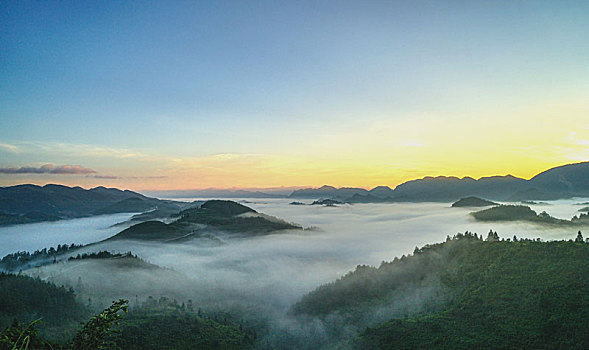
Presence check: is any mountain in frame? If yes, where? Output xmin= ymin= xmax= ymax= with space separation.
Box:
xmin=146 ymin=188 xmax=285 ymax=198
xmin=109 ymin=200 xmax=301 ymax=241
xmin=391 ymin=174 xmax=529 ymax=202
xmin=528 ymin=161 xmax=589 ymax=196
xmin=293 ymin=234 xmax=589 ymax=349
xmin=368 ymin=186 xmax=395 ymax=197
xmin=288 ymin=162 xmax=589 ymax=203
xmin=451 ymin=196 xmax=498 ymax=207
xmin=0 ymin=184 xmax=182 ymax=226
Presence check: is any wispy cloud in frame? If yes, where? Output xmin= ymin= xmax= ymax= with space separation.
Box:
xmin=0 ymin=164 xmax=96 ymax=174
xmin=0 ymin=142 xmax=19 ymax=153
xmin=89 ymin=175 xmax=167 ymax=180
xmin=24 ymin=141 xmax=150 ymax=160
xmin=92 ymin=175 xmax=121 ymax=179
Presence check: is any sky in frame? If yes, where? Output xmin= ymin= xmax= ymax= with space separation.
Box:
xmin=1 ymin=0 xmax=588 ymax=191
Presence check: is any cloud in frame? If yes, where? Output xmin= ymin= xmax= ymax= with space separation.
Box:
xmin=92 ymin=175 xmax=121 ymax=179
xmin=0 ymin=164 xmax=96 ymax=174
xmin=89 ymin=175 xmax=167 ymax=180
xmin=0 ymin=142 xmax=19 ymax=153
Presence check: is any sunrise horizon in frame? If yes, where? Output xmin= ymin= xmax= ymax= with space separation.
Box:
xmin=2 ymin=1 xmax=588 ymax=191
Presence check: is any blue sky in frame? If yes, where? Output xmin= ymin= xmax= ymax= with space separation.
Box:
xmin=1 ymin=1 xmax=588 ymax=190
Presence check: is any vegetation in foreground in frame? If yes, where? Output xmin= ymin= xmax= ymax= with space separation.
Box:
xmin=294 ymin=231 xmax=589 ymax=349
xmin=2 ymin=231 xmax=588 ymax=349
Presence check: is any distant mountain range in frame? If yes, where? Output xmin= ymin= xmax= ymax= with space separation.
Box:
xmin=1 ymin=162 xmax=588 ymax=226
xmin=289 ymin=161 xmax=589 ymax=202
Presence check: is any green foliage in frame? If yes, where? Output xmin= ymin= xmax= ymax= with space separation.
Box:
xmin=1 ymin=244 xmax=84 ymax=272
xmin=106 ymin=296 xmax=255 ymax=349
xmin=68 ymin=251 xmax=135 ymax=261
xmin=115 ymin=313 xmax=254 ymax=349
xmin=294 ymin=233 xmax=589 ymax=349
xmin=0 ymin=273 xmax=86 ymax=334
xmin=0 ymin=319 xmax=56 ymax=350
xmin=70 ymin=299 xmax=128 ymax=350
xmin=359 ymin=239 xmax=589 ymax=349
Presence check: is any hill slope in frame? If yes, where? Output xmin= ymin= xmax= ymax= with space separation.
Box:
xmin=109 ymin=200 xmax=301 ymax=241
xmin=0 ymin=184 xmax=181 ymax=226
xmin=294 ymin=235 xmax=589 ymax=349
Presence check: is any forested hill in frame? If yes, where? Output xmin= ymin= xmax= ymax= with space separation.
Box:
xmin=294 ymin=232 xmax=589 ymax=349
xmin=109 ymin=200 xmax=302 ymax=241
xmin=0 ymin=184 xmax=183 ymax=226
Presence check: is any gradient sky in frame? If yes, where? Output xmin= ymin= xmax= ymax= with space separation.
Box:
xmin=1 ymin=1 xmax=588 ymax=191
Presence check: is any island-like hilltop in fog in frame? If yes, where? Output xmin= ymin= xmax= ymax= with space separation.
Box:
xmin=110 ymin=199 xmax=301 ymax=242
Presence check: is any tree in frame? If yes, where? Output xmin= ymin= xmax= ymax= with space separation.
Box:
xmin=70 ymin=299 xmax=128 ymax=350
xmin=575 ymin=231 xmax=584 ymax=243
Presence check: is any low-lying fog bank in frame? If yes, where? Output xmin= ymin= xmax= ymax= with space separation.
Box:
xmin=0 ymin=212 xmax=138 ymax=257
xmin=12 ymin=198 xmax=589 ymax=348
xmin=20 ymin=198 xmax=589 ymax=310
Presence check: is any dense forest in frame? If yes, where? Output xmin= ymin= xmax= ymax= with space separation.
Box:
xmin=0 ymin=243 xmax=84 ymax=272
xmin=2 ymin=231 xmax=588 ymax=349
xmin=294 ymin=232 xmax=589 ymax=349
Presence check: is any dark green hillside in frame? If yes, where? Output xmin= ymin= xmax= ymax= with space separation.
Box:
xmin=0 ymin=184 xmax=185 ymax=225
xmin=114 ymin=299 xmax=255 ymax=350
xmin=0 ymin=273 xmax=88 ymax=342
xmin=361 ymin=239 xmax=589 ymax=349
xmin=294 ymin=233 xmax=589 ymax=349
xmin=0 ymin=211 xmax=62 ymax=226
xmin=109 ymin=200 xmax=301 ymax=241
xmin=0 ymin=243 xmax=84 ymax=272
xmin=92 ymin=197 xmax=163 ymax=215
xmin=472 ymin=205 xmax=543 ymax=221
xmin=471 ymin=204 xmax=589 ymax=226
xmin=451 ymin=196 xmax=497 ymax=207
xmin=116 ymin=313 xmax=254 ymax=350
xmin=111 ymin=221 xmax=189 ymax=241
xmin=177 ymin=200 xmax=300 ymax=234
xmin=198 ymin=200 xmax=255 ymax=216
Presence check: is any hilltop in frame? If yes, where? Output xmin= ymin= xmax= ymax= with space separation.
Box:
xmin=451 ymin=196 xmax=498 ymax=207
xmin=471 ymin=205 xmax=589 ymax=226
xmin=109 ymin=200 xmax=301 ymax=241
